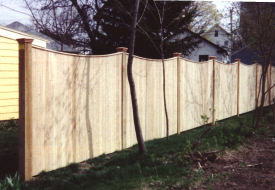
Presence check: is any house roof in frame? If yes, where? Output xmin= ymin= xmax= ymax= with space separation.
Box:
xmin=202 ymin=24 xmax=230 ymax=37
xmin=5 ymin=21 xmax=79 ymax=53
xmin=0 ymin=24 xmax=49 ymax=42
xmin=231 ymin=46 xmax=275 ymax=65
xmin=185 ymin=29 xmax=228 ymax=54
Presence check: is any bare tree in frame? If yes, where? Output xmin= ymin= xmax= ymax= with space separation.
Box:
xmin=240 ymin=3 xmax=275 ymax=127
xmin=24 ymin=0 xmax=99 ymax=52
xmin=127 ymin=0 xmax=147 ymax=154
xmin=151 ymin=1 xmax=169 ymax=139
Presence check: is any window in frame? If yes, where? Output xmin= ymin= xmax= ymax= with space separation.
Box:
xmin=214 ymin=30 xmax=218 ymax=37
xmin=199 ymin=55 xmax=209 ymax=62
xmin=224 ymin=40 xmax=228 ymax=46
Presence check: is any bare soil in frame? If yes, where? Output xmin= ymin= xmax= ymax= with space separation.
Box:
xmin=193 ymin=128 xmax=275 ymax=190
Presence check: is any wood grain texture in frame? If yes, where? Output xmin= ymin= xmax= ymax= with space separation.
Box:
xmin=237 ymin=61 xmax=240 ymax=116
xmin=239 ymin=63 xmax=256 ymax=113
xmin=176 ymin=56 xmax=181 ymax=134
xmin=181 ymin=60 xmax=213 ymax=131
xmin=255 ymin=63 xmax=258 ymax=108
xmin=17 ymin=38 xmax=34 ymax=181
xmin=164 ymin=58 xmax=178 ymax=136
xmin=123 ymin=55 xmax=146 ymax=148
xmin=30 ymin=47 xmax=122 ymax=177
xmin=215 ymin=63 xmax=238 ymax=121
xmin=212 ymin=59 xmax=216 ymax=124
xmin=268 ymin=64 xmax=272 ymax=104
xmin=23 ymin=46 xmax=266 ymax=179
xmin=145 ymin=59 xmax=165 ymax=140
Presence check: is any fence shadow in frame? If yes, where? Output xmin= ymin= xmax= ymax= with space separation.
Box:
xmin=0 ymin=120 xmax=18 ymax=179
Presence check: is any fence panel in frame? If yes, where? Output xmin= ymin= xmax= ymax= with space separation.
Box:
xmin=30 ymin=47 xmax=122 ymax=176
xmin=181 ymin=59 xmax=213 ymax=131
xmin=123 ymin=55 xmax=147 ymax=148
xmin=145 ymin=59 xmax=166 ymax=140
xmin=215 ymin=62 xmax=238 ymax=121
xmin=239 ymin=63 xmax=256 ymax=113
xmin=19 ymin=43 xmax=274 ymax=180
xmin=164 ymin=58 xmax=178 ymax=136
xmin=272 ymin=66 xmax=275 ymax=101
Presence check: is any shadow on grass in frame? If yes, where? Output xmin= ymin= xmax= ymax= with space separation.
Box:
xmin=0 ymin=120 xmax=18 ymax=180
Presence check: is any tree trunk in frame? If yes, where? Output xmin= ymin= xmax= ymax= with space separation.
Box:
xmin=255 ymin=64 xmax=268 ymax=128
xmin=160 ymin=40 xmax=169 ymax=139
xmin=127 ymin=0 xmax=147 ymax=154
xmin=153 ymin=1 xmax=169 ymax=139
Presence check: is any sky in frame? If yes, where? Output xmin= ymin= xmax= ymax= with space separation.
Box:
xmin=0 ymin=0 xmax=232 ymax=26
xmin=0 ymin=0 xmax=271 ymax=27
xmin=0 ymin=0 xmax=32 ymax=25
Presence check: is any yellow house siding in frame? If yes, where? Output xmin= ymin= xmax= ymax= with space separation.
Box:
xmin=0 ymin=36 xmax=19 ymax=120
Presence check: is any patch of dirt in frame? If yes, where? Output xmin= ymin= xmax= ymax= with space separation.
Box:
xmin=193 ymin=135 xmax=275 ymax=190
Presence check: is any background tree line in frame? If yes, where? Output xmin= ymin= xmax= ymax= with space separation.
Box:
xmin=24 ymin=0 xmax=221 ymax=58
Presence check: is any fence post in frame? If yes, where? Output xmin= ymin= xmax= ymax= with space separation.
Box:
xmin=17 ymin=38 xmax=33 ymax=181
xmin=235 ymin=58 xmax=241 ymax=117
xmin=116 ymin=47 xmax=128 ymax=149
xmin=173 ymin=52 xmax=182 ymax=134
xmin=209 ymin=56 xmax=216 ymax=125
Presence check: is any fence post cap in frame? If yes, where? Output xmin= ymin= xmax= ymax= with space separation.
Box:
xmin=234 ymin=58 xmax=241 ymax=62
xmin=173 ymin=52 xmax=182 ymax=57
xmin=116 ymin=47 xmax=128 ymax=52
xmin=209 ymin=56 xmax=216 ymax=60
xmin=16 ymin=38 xmax=34 ymax=44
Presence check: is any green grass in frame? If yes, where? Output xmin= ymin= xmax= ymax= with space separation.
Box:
xmin=0 ymin=107 xmax=273 ymax=190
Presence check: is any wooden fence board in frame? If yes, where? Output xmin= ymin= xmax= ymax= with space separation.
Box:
xmin=181 ymin=60 xmax=213 ymax=131
xmin=19 ymin=45 xmax=274 ymax=179
xmin=123 ymin=55 xmax=147 ymax=148
xmin=165 ymin=58 xmax=178 ymax=136
xmin=30 ymin=48 xmax=123 ymax=176
xmin=239 ymin=64 xmax=256 ymax=113
xmin=146 ymin=59 xmax=166 ymax=140
xmin=216 ymin=62 xmax=238 ymax=120
xmin=272 ymin=66 xmax=275 ymax=101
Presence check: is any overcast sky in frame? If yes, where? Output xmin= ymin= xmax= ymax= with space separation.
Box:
xmin=0 ymin=0 xmax=31 ymax=25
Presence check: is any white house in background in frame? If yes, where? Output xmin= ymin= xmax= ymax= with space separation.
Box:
xmin=173 ymin=30 xmax=229 ymax=63
xmin=185 ymin=38 xmax=229 ymax=62
xmin=202 ymin=24 xmax=231 ymax=52
xmin=0 ymin=25 xmax=48 ymax=47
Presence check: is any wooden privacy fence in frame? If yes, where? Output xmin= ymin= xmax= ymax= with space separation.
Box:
xmin=17 ymin=39 xmax=275 ymax=180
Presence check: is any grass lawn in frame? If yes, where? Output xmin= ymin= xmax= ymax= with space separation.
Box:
xmin=0 ymin=107 xmax=274 ymax=190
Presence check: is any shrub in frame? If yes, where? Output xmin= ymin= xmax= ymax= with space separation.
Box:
xmin=0 ymin=173 xmax=21 ymax=190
